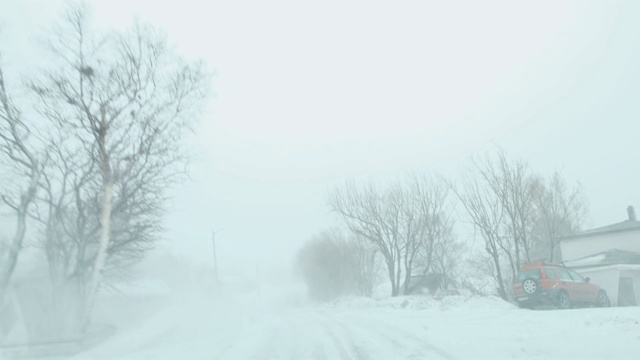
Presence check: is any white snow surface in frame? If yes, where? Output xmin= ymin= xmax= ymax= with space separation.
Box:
xmin=64 ymin=284 xmax=640 ymax=360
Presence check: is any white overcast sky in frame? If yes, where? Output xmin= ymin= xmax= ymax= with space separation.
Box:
xmin=3 ymin=0 xmax=640 ymax=275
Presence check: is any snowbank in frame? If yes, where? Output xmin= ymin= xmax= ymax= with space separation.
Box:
xmin=71 ymin=285 xmax=640 ymax=359
xmin=326 ymin=294 xmax=516 ymax=311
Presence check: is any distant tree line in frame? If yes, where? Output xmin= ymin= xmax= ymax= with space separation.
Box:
xmin=297 ymin=149 xmax=587 ymax=301
xmin=296 ymin=229 xmax=379 ymax=300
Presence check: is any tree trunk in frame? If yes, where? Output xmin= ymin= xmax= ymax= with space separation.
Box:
xmin=394 ymin=253 xmax=402 ymax=296
xmin=403 ymin=267 xmax=412 ymax=295
xmin=82 ymin=180 xmax=113 ymax=330
xmin=0 ymin=168 xmax=40 ymax=305
xmin=548 ymin=234 xmax=556 ymax=263
xmin=0 ymin=206 xmax=27 ymax=304
xmin=387 ymin=259 xmax=398 ymax=296
xmin=491 ymin=251 xmax=508 ymax=300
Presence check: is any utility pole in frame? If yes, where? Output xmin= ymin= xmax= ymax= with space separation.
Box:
xmin=212 ymin=230 xmax=219 ymax=284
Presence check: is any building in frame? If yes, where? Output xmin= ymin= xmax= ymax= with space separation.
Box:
xmin=560 ymin=206 xmax=640 ymax=306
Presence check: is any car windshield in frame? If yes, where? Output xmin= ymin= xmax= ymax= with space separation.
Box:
xmin=3 ymin=2 xmax=639 ymax=360
xmin=516 ymin=269 xmax=542 ymax=282
xmin=569 ymin=270 xmax=586 ymax=282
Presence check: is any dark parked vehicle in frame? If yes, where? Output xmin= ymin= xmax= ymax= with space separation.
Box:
xmin=512 ymin=261 xmax=610 ymax=309
xmin=433 ymin=289 xmax=461 ymax=301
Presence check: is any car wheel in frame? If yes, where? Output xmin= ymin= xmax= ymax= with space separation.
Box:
xmin=556 ymin=291 xmax=571 ymax=309
xmin=596 ymin=291 xmax=610 ymax=307
xmin=522 ymin=278 xmax=538 ymax=295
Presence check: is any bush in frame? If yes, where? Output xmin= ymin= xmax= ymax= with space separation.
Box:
xmin=296 ymin=229 xmax=379 ymax=301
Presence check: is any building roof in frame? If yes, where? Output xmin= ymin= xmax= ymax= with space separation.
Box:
xmin=562 ymin=219 xmax=640 ymax=241
xmin=563 ymin=249 xmax=640 ymax=269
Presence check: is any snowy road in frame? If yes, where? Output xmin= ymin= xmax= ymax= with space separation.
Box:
xmin=76 ymin=293 xmax=640 ymax=360
xmin=217 ymin=309 xmax=454 ymax=360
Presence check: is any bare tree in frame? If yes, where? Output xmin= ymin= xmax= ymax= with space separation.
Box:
xmin=296 ymin=228 xmax=380 ymax=300
xmin=25 ymin=4 xmax=209 ymax=328
xmin=398 ymin=173 xmax=462 ymax=294
xmin=429 ymin=223 xmax=464 ymax=289
xmin=329 ymin=181 xmax=405 ymax=296
xmin=452 ymin=150 xmax=575 ymax=300
xmin=329 ymin=174 xmax=458 ymax=296
xmin=475 ymin=150 xmax=537 ymax=274
xmin=296 ymin=229 xmax=353 ymax=301
xmin=451 ymin=170 xmax=510 ymax=300
xmin=531 ymin=171 xmax=587 ymax=262
xmin=396 ymin=181 xmax=425 ymax=295
xmin=29 ymin=143 xmax=100 ymax=333
xmin=0 ymin=64 xmax=47 ymax=303
xmin=347 ymin=233 xmax=381 ymax=298
xmin=407 ymin=174 xmax=454 ymax=274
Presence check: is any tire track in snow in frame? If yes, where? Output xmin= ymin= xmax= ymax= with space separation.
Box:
xmin=319 ymin=317 xmax=353 ymax=360
xmin=214 ymin=310 xmax=333 ymax=360
xmin=324 ymin=313 xmax=375 ymax=360
xmin=213 ymin=308 xmax=454 ymax=360
xmin=211 ymin=314 xmax=280 ymax=360
xmin=252 ymin=315 xmax=284 ymax=359
xmin=333 ymin=311 xmax=456 ymax=360
xmin=312 ymin=311 xmax=370 ymax=360
xmin=329 ymin=312 xmax=419 ymax=359
xmin=288 ymin=310 xmax=331 ymax=360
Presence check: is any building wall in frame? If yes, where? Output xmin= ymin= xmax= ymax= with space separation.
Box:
xmin=574 ymin=268 xmax=620 ymax=305
xmin=560 ymin=230 xmax=640 ymax=261
xmin=620 ymin=269 xmax=640 ymax=306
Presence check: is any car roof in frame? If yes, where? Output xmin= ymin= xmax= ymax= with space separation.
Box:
xmin=520 ymin=261 xmax=566 ymax=270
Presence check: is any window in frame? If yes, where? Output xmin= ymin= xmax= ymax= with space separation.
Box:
xmin=516 ymin=269 xmax=541 ymax=282
xmin=568 ymin=270 xmax=585 ymax=282
xmin=544 ymin=268 xmax=557 ymax=280
xmin=558 ymin=269 xmax=573 ymax=281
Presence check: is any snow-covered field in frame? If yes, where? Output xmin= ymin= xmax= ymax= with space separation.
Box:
xmin=68 ymin=286 xmax=640 ymax=360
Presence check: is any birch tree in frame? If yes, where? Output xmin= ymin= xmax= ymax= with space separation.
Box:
xmin=26 ymin=4 xmax=209 ymax=328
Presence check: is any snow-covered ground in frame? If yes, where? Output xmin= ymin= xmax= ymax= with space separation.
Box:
xmin=68 ymin=285 xmax=640 ymax=360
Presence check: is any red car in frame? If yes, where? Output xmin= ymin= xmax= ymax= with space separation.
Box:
xmin=512 ymin=261 xmax=610 ymax=309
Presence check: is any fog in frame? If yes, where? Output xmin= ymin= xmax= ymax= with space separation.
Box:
xmin=2 ymin=0 xmax=640 ymax=359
